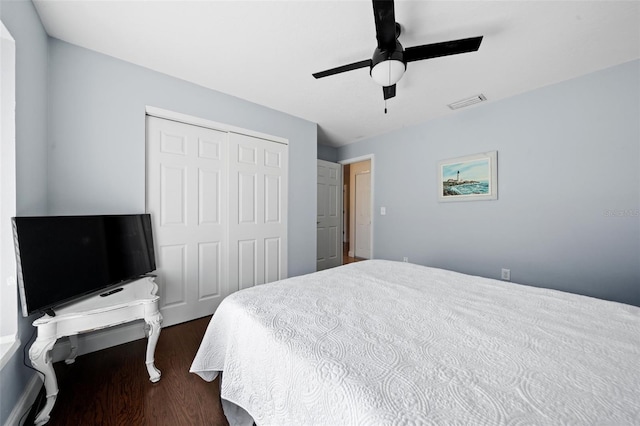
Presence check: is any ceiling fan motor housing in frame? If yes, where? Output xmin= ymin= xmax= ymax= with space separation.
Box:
xmin=370 ymin=41 xmax=406 ymax=86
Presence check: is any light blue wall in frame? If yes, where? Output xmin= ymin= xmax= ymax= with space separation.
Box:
xmin=47 ymin=38 xmax=317 ymax=279
xmin=317 ymin=144 xmax=338 ymax=162
xmin=0 ymin=0 xmax=49 ymax=423
xmin=1 ymin=1 xmax=48 ymax=215
xmin=338 ymin=60 xmax=640 ymax=307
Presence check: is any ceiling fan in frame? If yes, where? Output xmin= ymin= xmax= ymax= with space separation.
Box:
xmin=312 ymin=0 xmax=483 ymax=111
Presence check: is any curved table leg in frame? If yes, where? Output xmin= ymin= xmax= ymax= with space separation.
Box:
xmin=65 ymin=335 xmax=78 ymax=365
xmin=144 ymin=312 xmax=163 ymax=383
xmin=29 ymin=337 xmax=59 ymax=426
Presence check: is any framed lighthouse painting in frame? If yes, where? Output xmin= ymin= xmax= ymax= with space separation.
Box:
xmin=437 ymin=151 xmax=498 ymax=202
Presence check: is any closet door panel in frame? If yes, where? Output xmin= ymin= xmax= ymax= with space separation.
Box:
xmin=158 ymin=244 xmax=187 ymax=307
xmin=159 ymin=165 xmax=187 ymax=226
xmin=238 ymin=239 xmax=257 ymax=290
xmin=264 ymin=237 xmax=282 ymax=284
xmin=198 ymin=241 xmax=221 ymax=299
xmin=238 ymin=172 xmax=257 ymax=224
xmin=148 ymin=116 xmax=288 ymax=325
xmin=264 ymin=174 xmax=281 ymax=223
xmin=198 ymin=169 xmax=220 ymax=225
xmin=146 ymin=116 xmax=228 ymax=326
xmin=228 ymin=133 xmax=288 ymax=292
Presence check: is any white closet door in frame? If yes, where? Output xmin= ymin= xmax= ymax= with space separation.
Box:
xmin=146 ymin=116 xmax=229 ymax=327
xmin=228 ymin=132 xmax=288 ymax=291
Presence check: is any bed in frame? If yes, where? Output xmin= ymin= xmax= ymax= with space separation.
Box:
xmin=190 ymin=260 xmax=640 ymax=425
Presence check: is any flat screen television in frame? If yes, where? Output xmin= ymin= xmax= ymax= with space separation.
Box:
xmin=12 ymin=214 xmax=156 ymax=317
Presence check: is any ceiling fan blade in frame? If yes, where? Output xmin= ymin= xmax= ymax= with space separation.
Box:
xmin=372 ymin=0 xmax=397 ymax=50
xmin=312 ymin=59 xmax=372 ymax=79
xmin=383 ymin=84 xmax=396 ymax=100
xmin=404 ymin=36 xmax=483 ymax=63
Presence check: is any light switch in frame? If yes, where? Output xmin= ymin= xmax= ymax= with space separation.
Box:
xmin=380 ymin=206 xmax=386 ymax=215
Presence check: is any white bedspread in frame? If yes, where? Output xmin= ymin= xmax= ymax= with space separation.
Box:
xmin=190 ymin=260 xmax=640 ymax=425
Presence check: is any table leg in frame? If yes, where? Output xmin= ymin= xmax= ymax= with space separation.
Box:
xmin=65 ymin=335 xmax=78 ymax=365
xmin=29 ymin=337 xmax=59 ymax=426
xmin=144 ymin=312 xmax=162 ymax=382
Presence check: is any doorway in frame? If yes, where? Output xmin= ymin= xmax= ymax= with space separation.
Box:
xmin=340 ymin=156 xmax=373 ymax=262
xmin=316 ymin=155 xmax=374 ymax=270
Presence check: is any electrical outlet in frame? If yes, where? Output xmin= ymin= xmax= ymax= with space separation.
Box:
xmin=501 ymin=268 xmax=511 ymax=281
xmin=403 ymin=257 xmax=409 ymax=262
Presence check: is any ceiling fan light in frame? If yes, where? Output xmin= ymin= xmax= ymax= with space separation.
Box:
xmin=370 ymin=60 xmax=405 ymax=86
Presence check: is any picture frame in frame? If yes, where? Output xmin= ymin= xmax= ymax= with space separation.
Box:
xmin=437 ymin=151 xmax=498 ymax=202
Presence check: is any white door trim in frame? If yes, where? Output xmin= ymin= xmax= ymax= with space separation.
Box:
xmin=354 ymin=171 xmax=371 ymax=259
xmin=339 ymin=154 xmax=374 ymax=259
xmin=145 ymin=106 xmax=289 ymax=146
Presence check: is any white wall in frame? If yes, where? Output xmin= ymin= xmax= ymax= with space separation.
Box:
xmin=338 ymin=60 xmax=640 ymax=307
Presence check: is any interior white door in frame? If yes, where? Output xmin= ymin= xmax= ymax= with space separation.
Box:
xmin=146 ymin=116 xmax=229 ymax=327
xmin=354 ymin=171 xmax=371 ymax=259
xmin=228 ymin=132 xmax=288 ymax=290
xmin=316 ymin=160 xmax=342 ymax=271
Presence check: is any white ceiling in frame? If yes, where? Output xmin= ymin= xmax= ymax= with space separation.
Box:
xmin=33 ymin=0 xmax=640 ymax=147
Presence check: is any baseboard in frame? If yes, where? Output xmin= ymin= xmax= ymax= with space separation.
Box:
xmin=50 ymin=320 xmax=147 ymax=363
xmin=4 ymin=372 xmax=41 ymax=426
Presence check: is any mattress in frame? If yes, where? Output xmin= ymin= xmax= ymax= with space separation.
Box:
xmin=190 ymin=260 xmax=640 ymax=425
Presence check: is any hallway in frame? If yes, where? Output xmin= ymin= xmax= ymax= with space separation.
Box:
xmin=343 ymin=242 xmax=363 ymax=265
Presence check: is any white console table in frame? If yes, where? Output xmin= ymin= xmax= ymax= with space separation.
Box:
xmin=28 ymin=276 xmax=163 ymax=425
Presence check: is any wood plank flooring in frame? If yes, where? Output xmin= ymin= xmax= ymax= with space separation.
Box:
xmin=31 ymin=316 xmax=228 ymax=426
xmin=343 ymin=242 xmax=364 ymax=265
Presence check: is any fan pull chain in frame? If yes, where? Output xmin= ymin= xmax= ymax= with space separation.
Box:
xmin=385 ymin=61 xmax=390 ymax=114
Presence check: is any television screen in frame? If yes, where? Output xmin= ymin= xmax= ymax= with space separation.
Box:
xmin=12 ymin=214 xmax=156 ymax=317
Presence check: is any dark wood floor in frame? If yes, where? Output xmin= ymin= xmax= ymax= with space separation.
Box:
xmin=31 ymin=316 xmax=228 ymax=426
xmin=343 ymin=242 xmax=364 ymax=265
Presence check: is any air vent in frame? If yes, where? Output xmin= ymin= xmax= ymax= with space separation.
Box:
xmin=448 ymin=94 xmax=487 ymax=110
